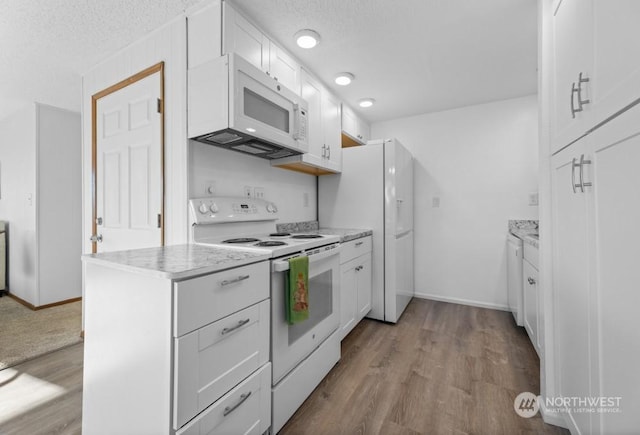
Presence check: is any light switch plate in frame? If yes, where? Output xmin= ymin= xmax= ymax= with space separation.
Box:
xmin=529 ymin=192 xmax=539 ymax=206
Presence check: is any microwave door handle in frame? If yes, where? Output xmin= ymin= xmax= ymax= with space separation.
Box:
xmin=292 ymin=103 xmax=301 ymax=141
xmin=272 ymin=245 xmax=343 ymax=272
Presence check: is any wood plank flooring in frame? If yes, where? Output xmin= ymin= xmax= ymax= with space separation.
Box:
xmin=0 ymin=299 xmax=568 ymax=434
xmin=280 ymin=299 xmax=569 ymax=435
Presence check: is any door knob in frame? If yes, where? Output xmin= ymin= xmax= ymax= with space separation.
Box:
xmin=90 ymin=234 xmax=103 ymax=243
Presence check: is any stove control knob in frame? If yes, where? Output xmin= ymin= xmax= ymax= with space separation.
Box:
xmin=198 ymin=203 xmax=208 ymax=214
xmin=266 ymin=203 xmax=278 ymax=213
xmin=209 ymin=203 xmax=219 ymax=213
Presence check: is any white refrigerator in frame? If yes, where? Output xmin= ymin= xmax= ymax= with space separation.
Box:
xmin=319 ymin=138 xmax=414 ymax=323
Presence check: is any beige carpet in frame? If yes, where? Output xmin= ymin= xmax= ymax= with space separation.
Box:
xmin=0 ymin=296 xmax=82 ymax=370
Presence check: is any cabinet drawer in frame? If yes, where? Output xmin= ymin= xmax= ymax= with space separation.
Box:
xmin=340 ymin=236 xmax=372 ymax=264
xmin=174 ymin=300 xmax=270 ymax=429
xmin=523 ymin=243 xmax=539 ymax=270
xmin=176 ymin=363 xmax=271 ymax=435
xmin=174 ymin=261 xmax=269 ymax=337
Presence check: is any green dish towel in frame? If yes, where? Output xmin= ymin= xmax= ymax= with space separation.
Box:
xmin=286 ymin=256 xmax=309 ymax=325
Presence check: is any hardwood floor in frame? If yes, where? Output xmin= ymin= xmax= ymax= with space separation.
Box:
xmin=280 ymin=299 xmax=569 ymax=435
xmin=0 ymin=299 xmax=568 ymax=435
xmin=0 ymin=343 xmax=83 ymax=435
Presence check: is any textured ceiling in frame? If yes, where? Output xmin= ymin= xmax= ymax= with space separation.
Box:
xmin=0 ymin=0 xmax=200 ymax=120
xmin=0 ymin=0 xmax=537 ymax=123
xmin=232 ymin=0 xmax=538 ymax=123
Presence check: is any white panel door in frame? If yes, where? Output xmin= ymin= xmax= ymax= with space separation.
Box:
xmin=551 ymin=0 xmax=593 ymax=151
xmin=551 ymin=139 xmax=592 ymax=434
xmin=590 ymin=107 xmax=640 ymax=434
xmin=96 ymin=71 xmax=162 ymax=252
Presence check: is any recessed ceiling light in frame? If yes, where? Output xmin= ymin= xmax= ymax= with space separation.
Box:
xmin=294 ymin=29 xmax=321 ymax=49
xmin=246 ymin=127 xmax=256 ymax=133
xmin=335 ymin=72 xmax=355 ymax=86
xmin=359 ymin=98 xmax=375 ymax=108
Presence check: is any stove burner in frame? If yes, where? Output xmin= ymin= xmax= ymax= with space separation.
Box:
xmin=255 ymin=241 xmax=287 ymax=247
xmin=269 ymin=232 xmax=291 ymax=237
xmin=290 ymin=234 xmax=323 ymax=239
xmin=223 ymin=238 xmax=261 ymax=244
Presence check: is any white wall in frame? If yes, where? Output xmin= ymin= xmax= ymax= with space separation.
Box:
xmin=82 ymin=15 xmax=189 ymax=252
xmin=0 ymin=103 xmax=81 ymax=307
xmin=372 ymin=95 xmax=539 ymax=310
xmin=189 ymin=141 xmax=317 ymax=223
xmin=0 ymin=105 xmax=37 ymax=304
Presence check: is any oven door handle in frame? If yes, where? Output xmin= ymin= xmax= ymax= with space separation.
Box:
xmin=272 ymin=245 xmax=342 ymax=272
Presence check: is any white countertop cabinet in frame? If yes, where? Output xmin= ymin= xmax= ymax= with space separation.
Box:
xmin=551 ymin=0 xmax=640 ymax=153
xmin=339 ymin=236 xmax=373 ymax=340
xmin=82 ymin=258 xmax=271 ymax=435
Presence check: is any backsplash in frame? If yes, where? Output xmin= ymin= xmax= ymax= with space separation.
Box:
xmin=189 ymin=141 xmax=317 ymax=224
xmin=276 ymin=221 xmax=319 ymax=233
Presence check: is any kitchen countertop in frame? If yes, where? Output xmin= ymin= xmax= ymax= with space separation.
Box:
xmin=82 ymin=244 xmax=270 ymax=280
xmin=508 ymin=219 xmax=539 ymax=248
xmin=316 ymin=228 xmax=373 ymax=243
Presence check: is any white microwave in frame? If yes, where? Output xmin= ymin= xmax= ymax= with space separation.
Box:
xmin=188 ymin=53 xmax=309 ymax=159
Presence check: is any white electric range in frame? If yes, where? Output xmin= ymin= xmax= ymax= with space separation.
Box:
xmin=189 ymin=197 xmax=342 ymax=433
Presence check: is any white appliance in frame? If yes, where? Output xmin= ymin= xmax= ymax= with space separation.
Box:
xmin=507 ymin=233 xmax=524 ymax=326
xmin=188 ymin=53 xmax=309 ymax=160
xmin=319 ymin=138 xmax=414 ymax=323
xmin=189 ymin=197 xmax=341 ymax=434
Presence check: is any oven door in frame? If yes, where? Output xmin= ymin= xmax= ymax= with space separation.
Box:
xmin=271 ymin=245 xmax=341 ymax=385
xmin=230 ymin=54 xmax=309 ymax=153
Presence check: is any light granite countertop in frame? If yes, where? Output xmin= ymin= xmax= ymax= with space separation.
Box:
xmin=508 ymin=220 xmax=539 ymax=249
xmin=82 ymin=244 xmax=270 ymax=280
xmin=317 ymin=228 xmax=373 ymax=243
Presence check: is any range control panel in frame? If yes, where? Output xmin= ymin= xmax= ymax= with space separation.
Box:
xmin=189 ymin=197 xmax=279 ymax=224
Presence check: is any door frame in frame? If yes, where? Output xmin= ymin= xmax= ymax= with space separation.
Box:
xmin=91 ymin=62 xmax=165 ymax=253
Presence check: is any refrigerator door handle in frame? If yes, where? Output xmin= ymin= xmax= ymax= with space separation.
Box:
xmin=396 ymin=229 xmax=412 ymax=239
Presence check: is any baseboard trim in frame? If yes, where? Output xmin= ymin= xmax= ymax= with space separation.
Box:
xmin=8 ymin=293 xmax=82 ymax=311
xmin=413 ymin=292 xmax=510 ymax=312
xmin=539 ymin=401 xmax=569 ymax=429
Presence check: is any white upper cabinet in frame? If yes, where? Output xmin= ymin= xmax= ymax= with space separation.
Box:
xmin=341 ymin=104 xmax=370 ymax=146
xmin=222 ymin=2 xmax=268 ymax=72
xmin=222 ymin=2 xmax=300 ymax=94
xmin=271 ymin=68 xmax=341 ymax=174
xmin=187 ymin=1 xmax=222 ymax=69
xmin=267 ymin=40 xmax=300 ymax=94
xmin=551 ymin=0 xmax=593 ymax=151
xmin=551 ymin=0 xmax=640 ymax=153
xmin=591 ymin=1 xmax=640 ymax=125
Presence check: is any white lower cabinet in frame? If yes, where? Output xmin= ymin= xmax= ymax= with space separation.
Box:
xmin=522 ymin=246 xmax=540 ymax=355
xmin=339 ymin=237 xmax=372 ymax=340
xmin=176 ymin=363 xmax=271 ymax=435
xmin=82 ymin=259 xmax=271 ymax=434
xmin=174 ymin=300 xmax=270 ymax=429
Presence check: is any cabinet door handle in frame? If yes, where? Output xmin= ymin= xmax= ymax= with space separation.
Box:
xmin=528 ymin=277 xmax=536 ymax=285
xmin=571 ymin=157 xmax=578 ymax=193
xmin=570 ymin=82 xmax=581 ymax=118
xmin=223 ymin=391 xmax=252 ymax=416
xmin=327 ymin=145 xmax=331 ymax=159
xmin=579 ymin=154 xmax=592 ymax=192
xmin=577 ymin=72 xmax=590 ymax=109
xmin=221 ymin=318 xmax=251 ymax=335
xmin=220 ymin=275 xmax=250 ymax=286
xmin=355 ymin=241 xmax=364 ymax=247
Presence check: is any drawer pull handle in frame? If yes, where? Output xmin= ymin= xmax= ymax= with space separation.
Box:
xmin=223 ymin=391 xmax=252 ymax=416
xmin=221 ymin=318 xmax=250 ymax=335
xmin=355 ymin=241 xmax=364 ymax=247
xmin=220 ymin=275 xmax=250 ymax=286
xmin=527 ymin=277 xmax=536 ymax=285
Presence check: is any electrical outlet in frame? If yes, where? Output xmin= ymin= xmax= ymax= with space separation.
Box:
xmin=303 ymin=192 xmax=309 ymax=207
xmin=529 ymin=192 xmax=539 ymax=206
xmin=254 ymin=187 xmax=265 ymax=199
xmin=244 ymin=186 xmax=253 ymax=198
xmin=205 ymin=180 xmax=216 ymax=196
xmin=432 ymin=197 xmax=440 ymax=208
